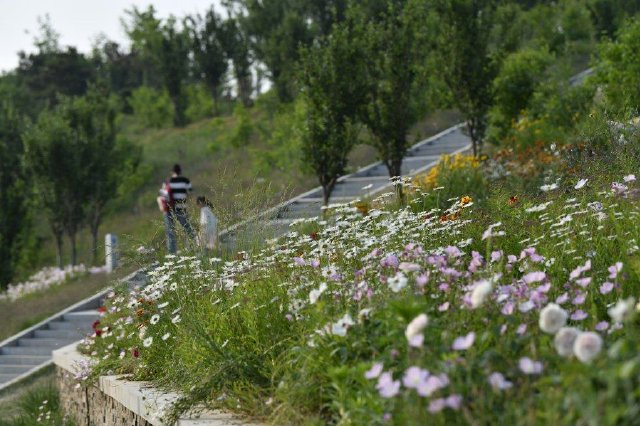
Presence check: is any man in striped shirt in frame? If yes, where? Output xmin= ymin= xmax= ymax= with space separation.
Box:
xmin=159 ymin=164 xmax=195 ymax=254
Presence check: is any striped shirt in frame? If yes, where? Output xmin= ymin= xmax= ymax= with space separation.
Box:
xmin=159 ymin=176 xmax=192 ymax=211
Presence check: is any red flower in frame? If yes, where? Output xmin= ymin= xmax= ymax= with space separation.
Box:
xmin=92 ymin=320 xmax=100 ymax=330
xmin=97 ymin=306 xmax=107 ymax=313
xmin=310 ymin=232 xmax=319 ymax=240
xmin=131 ymin=347 xmax=139 ymax=358
xmin=95 ymin=329 xmax=102 ymax=337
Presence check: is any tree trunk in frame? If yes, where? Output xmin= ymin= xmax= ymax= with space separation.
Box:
xmin=69 ymin=232 xmax=77 ymax=266
xmin=54 ymin=233 xmax=64 ymax=269
xmin=321 ymin=177 xmax=338 ymax=206
xmin=467 ymin=120 xmax=478 ymax=157
xmin=91 ymin=206 xmax=101 ymax=266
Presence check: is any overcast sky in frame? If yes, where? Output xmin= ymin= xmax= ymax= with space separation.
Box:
xmin=0 ymin=0 xmax=222 ymax=73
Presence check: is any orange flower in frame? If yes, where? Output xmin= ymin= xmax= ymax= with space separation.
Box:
xmin=460 ymin=196 xmax=472 ymax=206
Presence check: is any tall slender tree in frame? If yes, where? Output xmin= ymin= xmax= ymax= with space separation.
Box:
xmin=187 ymin=8 xmax=229 ymax=115
xmin=159 ymin=17 xmax=191 ymax=127
xmin=0 ymin=104 xmax=30 ymax=287
xmin=435 ymin=0 xmax=500 ymax=156
xmin=299 ymin=22 xmax=368 ymax=205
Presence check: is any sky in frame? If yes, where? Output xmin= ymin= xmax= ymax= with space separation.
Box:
xmin=0 ymin=0 xmax=222 ymax=73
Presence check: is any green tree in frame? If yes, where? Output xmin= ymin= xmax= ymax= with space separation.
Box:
xmin=187 ymin=7 xmax=228 ymax=115
xmin=360 ymin=2 xmax=422 ymax=179
xmin=435 ymin=0 xmax=500 ymax=156
xmin=159 ymin=17 xmax=191 ymax=127
xmin=23 ymin=110 xmax=75 ymax=267
xmin=0 ymin=104 xmax=30 ymax=287
xmin=596 ymin=18 xmax=640 ymax=116
xmin=221 ymin=17 xmax=254 ymax=107
xmin=488 ymin=47 xmax=554 ymax=142
xmin=299 ymin=22 xmax=368 ymax=205
xmin=121 ymin=6 xmax=163 ymax=88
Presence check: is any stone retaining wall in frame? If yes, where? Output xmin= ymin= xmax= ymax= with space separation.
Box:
xmin=56 ymin=366 xmax=151 ymax=426
xmin=53 ymin=342 xmax=259 ymax=426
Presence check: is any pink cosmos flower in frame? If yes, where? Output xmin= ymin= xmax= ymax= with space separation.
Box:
xmin=488 ymin=372 xmax=513 ymax=390
xmin=452 ymin=332 xmax=475 ymax=350
xmin=501 ymin=302 xmax=515 ymax=315
xmin=522 ymin=271 xmax=546 ymax=284
xmin=569 ymin=260 xmax=591 ymax=281
xmin=571 ymin=310 xmax=588 ymax=321
xmin=428 ymin=398 xmax=446 ymax=413
xmin=556 ymin=293 xmax=569 ymax=304
xmin=403 ymin=366 xmax=429 ymax=389
xmin=399 ymin=262 xmax=420 ymax=272
xmin=517 ymin=324 xmax=527 ymax=335
xmin=595 ymin=321 xmax=609 ymax=331
xmin=572 ymin=293 xmax=586 ymax=305
xmin=600 ymin=282 xmax=614 ymax=294
xmin=519 ymin=357 xmax=543 ymax=375
xmin=438 ymin=302 xmax=450 ymax=312
xmin=445 ymin=394 xmax=463 ymax=409
xmin=365 ymin=363 xmax=383 ymax=379
xmin=608 ymin=262 xmax=623 ymax=279
xmin=409 ymin=334 xmax=424 ymax=348
xmin=418 ymin=374 xmax=449 ymax=397
xmin=575 ymin=277 xmax=592 ymax=288
xmin=416 ymin=273 xmax=429 ymax=288
xmin=376 ymin=372 xmax=400 ymax=398
xmin=491 ymin=250 xmax=503 ymax=262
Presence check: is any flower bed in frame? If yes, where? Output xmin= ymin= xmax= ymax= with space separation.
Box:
xmin=81 ymin=141 xmax=640 ymax=424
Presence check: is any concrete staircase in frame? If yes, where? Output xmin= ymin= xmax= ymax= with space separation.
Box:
xmin=0 ymin=270 xmax=149 ymax=391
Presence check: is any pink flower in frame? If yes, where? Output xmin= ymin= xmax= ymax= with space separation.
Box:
xmin=572 ymin=293 xmax=586 ymax=305
xmin=488 ymin=372 xmax=513 ymax=390
xmin=491 ymin=250 xmax=503 ymax=262
xmin=517 ymin=324 xmax=527 ymax=335
xmin=445 ymin=394 xmax=463 ymax=409
xmin=608 ymin=262 xmax=623 ymax=279
xmin=408 ymin=334 xmax=424 ymax=348
xmin=365 ymin=363 xmax=384 ymax=379
xmin=519 ymin=357 xmax=543 ymax=375
xmin=428 ymin=398 xmax=446 ymax=413
xmin=556 ymin=293 xmax=569 ymax=304
xmin=417 ymin=374 xmax=449 ymax=397
xmin=569 ymin=260 xmax=591 ymax=281
xmin=600 ymin=282 xmax=614 ymax=294
xmin=402 ymin=366 xmax=429 ymax=389
xmin=575 ymin=277 xmax=592 ymax=288
xmin=595 ymin=321 xmax=609 ymax=331
xmin=376 ymin=372 xmax=400 ymax=398
xmin=501 ymin=302 xmax=515 ymax=315
xmin=399 ymin=262 xmax=420 ymax=272
xmin=416 ymin=273 xmax=429 ymax=288
xmin=522 ymin=271 xmax=546 ymax=284
xmin=571 ymin=310 xmax=588 ymax=321
xmin=438 ymin=302 xmax=450 ymax=312
xmin=452 ymin=332 xmax=475 ymax=351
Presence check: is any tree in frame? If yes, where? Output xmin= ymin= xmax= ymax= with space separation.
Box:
xmin=488 ymin=47 xmax=554 ymax=141
xmin=360 ymin=3 xmax=422 ymax=179
xmin=221 ymin=17 xmax=254 ymax=107
xmin=299 ymin=22 xmax=368 ymax=205
xmin=0 ymin=104 xmax=30 ymax=287
xmin=435 ymin=0 xmax=500 ymax=156
xmin=159 ymin=17 xmax=191 ymax=127
xmin=23 ymin=109 xmax=76 ymax=267
xmin=65 ymin=85 xmax=140 ymax=265
xmin=187 ymin=8 xmax=229 ymax=115
xmin=121 ymin=6 xmax=163 ymax=88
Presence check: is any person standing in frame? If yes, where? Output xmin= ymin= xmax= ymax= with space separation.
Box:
xmin=158 ymin=164 xmax=195 ymax=254
xmin=197 ymin=196 xmax=218 ymax=253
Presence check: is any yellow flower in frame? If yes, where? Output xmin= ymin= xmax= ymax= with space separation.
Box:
xmin=460 ymin=196 xmax=472 ymax=206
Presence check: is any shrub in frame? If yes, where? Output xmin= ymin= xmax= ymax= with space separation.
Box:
xmin=129 ymin=86 xmax=174 ymax=129
xmin=185 ymin=83 xmax=214 ymax=123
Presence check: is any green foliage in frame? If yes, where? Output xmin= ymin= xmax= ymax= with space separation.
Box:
xmin=129 ymin=86 xmax=174 ymax=128
xmin=0 ymin=382 xmax=71 ymax=426
xmin=434 ymin=0 xmax=500 ymax=156
xmin=159 ymin=17 xmax=191 ymax=127
xmin=187 ymin=7 xmax=228 ymax=114
xmin=185 ymin=83 xmax=215 ymax=123
xmin=121 ymin=5 xmax=164 ymax=88
xmin=298 ymin=19 xmax=369 ymax=204
xmin=229 ymin=103 xmax=255 ymax=148
xmin=0 ymin=104 xmax=30 ymax=288
xmin=488 ymin=47 xmax=554 ymax=142
xmin=360 ymin=1 xmax=423 ymax=178
xmin=596 ymin=18 xmax=640 ymax=118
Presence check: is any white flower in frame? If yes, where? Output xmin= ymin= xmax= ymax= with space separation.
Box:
xmin=608 ymin=297 xmax=636 ymax=323
xmin=405 ymin=313 xmax=428 ymax=340
xmin=574 ymin=179 xmax=588 ymax=189
xmin=540 ymin=183 xmax=559 ymax=192
xmin=573 ymin=332 xmax=602 ymax=363
xmin=309 ymin=282 xmax=327 ymax=304
xmin=143 ymin=337 xmax=153 ymax=347
xmin=331 ymin=313 xmax=355 ymax=337
xmin=470 ymin=280 xmax=493 ymax=308
xmin=518 ymin=357 xmax=543 ymax=375
xmin=388 ymin=272 xmax=408 ymax=293
xmin=539 ymin=303 xmax=568 ymax=334
xmin=624 ymin=174 xmax=636 ymax=182
xmin=161 ymin=333 xmax=171 ymax=341
xmin=488 ymin=372 xmax=513 ymax=391
xmin=150 ymin=314 xmax=160 ymax=325
xmin=171 ymin=314 xmax=181 ymax=324
xmin=554 ymin=327 xmax=580 ymax=357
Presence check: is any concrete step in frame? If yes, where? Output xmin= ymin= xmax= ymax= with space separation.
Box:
xmin=48 ymin=320 xmax=92 ymax=331
xmin=1 ymin=345 xmax=55 ymax=356
xmin=0 ymin=364 xmax=34 ymax=375
xmin=0 ymin=355 xmax=50 ymax=365
xmin=35 ymin=329 xmax=88 ymax=339
xmin=17 ymin=338 xmax=77 ymax=348
xmin=63 ymin=310 xmax=100 ymax=322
